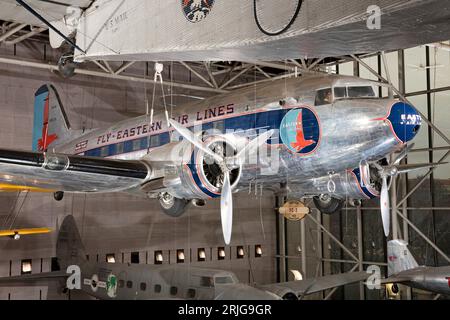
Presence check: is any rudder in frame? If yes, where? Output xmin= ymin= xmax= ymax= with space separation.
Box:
xmin=56 ymin=215 xmax=86 ymax=269
xmin=32 ymin=84 xmax=71 ymax=152
xmin=387 ymin=239 xmax=419 ymax=276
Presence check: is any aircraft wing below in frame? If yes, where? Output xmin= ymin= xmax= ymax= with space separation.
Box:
xmin=0 ymin=148 xmax=151 ymax=193
xmin=380 ymin=276 xmax=411 ymax=284
xmin=259 ymin=271 xmax=370 ymax=298
xmin=0 ymin=271 xmax=68 ymax=287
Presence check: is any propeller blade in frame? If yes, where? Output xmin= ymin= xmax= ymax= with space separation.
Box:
xmin=393 ymin=143 xmax=414 ymax=165
xmin=169 ymin=119 xmax=223 ymax=163
xmin=359 ymin=160 xmax=370 ymax=187
xmin=220 ymin=170 xmax=233 ymax=245
xmin=233 ymin=129 xmax=275 ymax=164
xmin=395 ymin=162 xmax=447 ymax=174
xmin=380 ymin=176 xmax=390 ymax=237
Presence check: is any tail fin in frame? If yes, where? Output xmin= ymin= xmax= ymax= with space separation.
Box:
xmin=387 ymin=239 xmax=419 ymax=276
xmin=32 ymin=84 xmax=71 ymax=152
xmin=56 ymin=215 xmax=86 ymax=269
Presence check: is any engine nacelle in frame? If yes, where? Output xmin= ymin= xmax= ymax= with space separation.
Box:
xmin=261 ymin=285 xmax=298 ymax=300
xmin=144 ymin=134 xmax=242 ymax=200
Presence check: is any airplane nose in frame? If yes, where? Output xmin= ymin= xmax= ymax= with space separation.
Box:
xmin=386 ymin=101 xmax=422 ymax=143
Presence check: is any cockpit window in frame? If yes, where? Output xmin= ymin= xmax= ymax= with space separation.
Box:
xmin=200 ymin=276 xmax=214 ymax=287
xmin=347 ymin=86 xmax=375 ymax=98
xmin=214 ymin=276 xmax=235 ymax=285
xmin=334 ymin=87 xmax=346 ymax=98
xmin=315 ymin=88 xmax=332 ymax=106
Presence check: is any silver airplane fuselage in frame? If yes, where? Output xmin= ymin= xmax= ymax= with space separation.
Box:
xmin=75 ymin=261 xmax=278 ymax=300
xmin=55 ymin=74 xmax=421 ymax=202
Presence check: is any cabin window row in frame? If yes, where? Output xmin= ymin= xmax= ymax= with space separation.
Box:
xmin=85 ymin=133 xmax=169 ymax=157
xmin=116 ymin=280 xmax=196 ymax=298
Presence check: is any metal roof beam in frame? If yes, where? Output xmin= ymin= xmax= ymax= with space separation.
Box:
xmin=0 ymin=56 xmax=228 ymax=94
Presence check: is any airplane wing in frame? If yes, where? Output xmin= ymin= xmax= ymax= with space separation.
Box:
xmin=0 ymin=271 xmax=68 ymax=287
xmin=0 ymin=227 xmax=51 ymax=238
xmin=259 ymin=271 xmax=370 ymax=298
xmin=0 ymin=0 xmax=92 ymax=26
xmin=380 ymin=277 xmax=411 ymax=284
xmin=0 ymin=148 xmax=151 ymax=193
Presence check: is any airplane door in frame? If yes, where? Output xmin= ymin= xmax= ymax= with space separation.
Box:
xmin=117 ymin=270 xmax=128 ymax=300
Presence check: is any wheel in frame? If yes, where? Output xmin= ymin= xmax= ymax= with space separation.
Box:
xmin=313 ymin=195 xmax=344 ymax=214
xmin=391 ymin=283 xmax=400 ymax=294
xmin=158 ymin=192 xmax=189 ymax=217
xmin=54 ymin=191 xmax=64 ymax=201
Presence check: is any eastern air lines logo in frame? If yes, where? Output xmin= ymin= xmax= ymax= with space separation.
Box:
xmin=280 ymin=107 xmax=321 ymax=155
xmin=182 ymin=0 xmax=215 ymax=23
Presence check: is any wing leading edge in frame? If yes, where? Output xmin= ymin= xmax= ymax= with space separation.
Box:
xmin=0 ymin=148 xmax=151 ymax=193
xmin=259 ymin=271 xmax=370 ymax=298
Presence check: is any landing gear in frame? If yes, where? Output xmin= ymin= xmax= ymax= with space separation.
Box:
xmin=313 ymin=194 xmax=344 ymax=215
xmin=54 ymin=191 xmax=64 ymax=201
xmin=158 ymin=192 xmax=189 ymax=217
xmin=391 ymin=283 xmax=400 ymax=294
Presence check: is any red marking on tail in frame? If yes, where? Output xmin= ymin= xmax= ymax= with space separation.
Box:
xmin=37 ymin=96 xmax=57 ymax=151
xmin=290 ymin=110 xmax=315 ymax=152
xmin=388 ymin=255 xmax=397 ymax=262
xmin=446 ymin=277 xmax=450 ymax=288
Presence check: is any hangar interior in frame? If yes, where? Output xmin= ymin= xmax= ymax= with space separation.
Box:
xmin=0 ymin=6 xmax=449 ymax=300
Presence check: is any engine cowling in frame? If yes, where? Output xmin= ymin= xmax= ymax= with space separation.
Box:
xmin=145 ymin=134 xmax=242 ymax=201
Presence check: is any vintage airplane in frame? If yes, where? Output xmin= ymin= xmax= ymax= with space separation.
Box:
xmin=0 ymin=215 xmax=369 ymax=300
xmin=382 ymin=240 xmax=450 ymax=296
xmin=0 ymin=227 xmax=51 ymax=240
xmin=0 ymin=73 xmax=428 ymax=244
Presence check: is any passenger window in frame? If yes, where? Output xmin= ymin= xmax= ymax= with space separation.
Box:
xmin=140 ymin=282 xmax=147 ymax=291
xmin=170 ymin=286 xmax=178 ymax=296
xmin=150 ymin=135 xmax=160 ymax=148
xmin=154 ymin=284 xmax=162 ymax=293
xmin=334 ymin=87 xmax=346 ymax=99
xmin=213 ymin=120 xmax=224 ymax=133
xmin=100 ymin=146 xmax=109 ymax=157
xmin=187 ymin=288 xmax=196 ymax=299
xmin=116 ymin=142 xmax=124 ymax=154
xmin=126 ymin=280 xmax=133 ymax=289
xmin=132 ymin=139 xmax=141 ymax=151
xmin=347 ymin=86 xmax=375 ymax=98
xmin=118 ymin=280 xmax=124 ymax=288
xmin=315 ymin=88 xmax=332 ymax=106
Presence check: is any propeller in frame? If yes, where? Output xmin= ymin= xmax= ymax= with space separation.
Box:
xmin=371 ymin=143 xmax=445 ymax=237
xmin=169 ymin=119 xmax=274 ymax=245
xmin=380 ymin=175 xmax=390 ymax=237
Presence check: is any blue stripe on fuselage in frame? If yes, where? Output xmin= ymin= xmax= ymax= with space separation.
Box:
xmin=83 ymin=108 xmax=291 ymax=158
